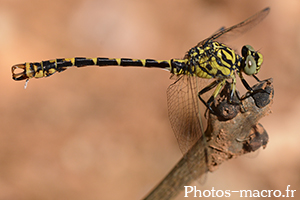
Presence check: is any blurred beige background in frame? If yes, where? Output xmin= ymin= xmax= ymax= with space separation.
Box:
xmin=1 ymin=0 xmax=299 ymax=199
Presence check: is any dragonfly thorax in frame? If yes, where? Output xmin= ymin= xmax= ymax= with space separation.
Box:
xmin=184 ymin=41 xmax=238 ymax=80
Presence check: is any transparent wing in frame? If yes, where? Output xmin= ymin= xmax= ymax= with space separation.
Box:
xmin=196 ymin=7 xmax=270 ymax=47
xmin=167 ymin=75 xmax=211 ymax=181
xmin=167 ymin=75 xmax=210 ymax=154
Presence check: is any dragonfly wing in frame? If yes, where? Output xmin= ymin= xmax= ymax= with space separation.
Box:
xmin=167 ymin=75 xmax=205 ymax=154
xmin=167 ymin=75 xmax=210 ymax=181
xmin=196 ymin=7 xmax=270 ymax=47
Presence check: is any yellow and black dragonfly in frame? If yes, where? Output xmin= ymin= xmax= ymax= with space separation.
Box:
xmin=12 ymin=7 xmax=270 ymax=179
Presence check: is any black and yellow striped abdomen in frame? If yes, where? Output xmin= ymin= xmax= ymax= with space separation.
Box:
xmin=12 ymin=57 xmax=187 ymax=81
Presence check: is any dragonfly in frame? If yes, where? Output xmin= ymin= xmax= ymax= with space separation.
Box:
xmin=12 ymin=7 xmax=270 ymax=179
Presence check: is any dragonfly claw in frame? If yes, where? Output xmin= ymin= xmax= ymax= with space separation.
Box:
xmin=12 ymin=64 xmax=28 ymax=81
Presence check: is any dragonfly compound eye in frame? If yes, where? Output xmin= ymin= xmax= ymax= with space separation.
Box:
xmin=244 ymin=55 xmax=257 ymax=75
xmin=241 ymin=45 xmax=262 ymax=75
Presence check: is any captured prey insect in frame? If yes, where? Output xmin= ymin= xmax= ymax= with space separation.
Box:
xmin=12 ymin=8 xmax=270 ymax=178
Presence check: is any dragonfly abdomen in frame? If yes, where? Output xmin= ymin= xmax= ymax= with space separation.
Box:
xmin=11 ymin=57 xmax=188 ymax=81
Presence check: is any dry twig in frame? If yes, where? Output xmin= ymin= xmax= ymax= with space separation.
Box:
xmin=144 ymin=78 xmax=274 ymax=200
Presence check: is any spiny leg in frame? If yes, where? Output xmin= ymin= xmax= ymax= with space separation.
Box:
xmin=229 ymin=75 xmax=237 ymax=102
xmin=239 ymin=73 xmax=270 ymax=100
xmin=229 ymin=75 xmax=245 ymax=107
xmin=198 ymin=80 xmax=219 ymax=111
xmin=239 ymin=73 xmax=253 ymax=92
xmin=253 ymin=74 xmax=260 ymax=82
xmin=198 ymin=79 xmax=226 ymax=113
xmin=230 ymin=75 xmax=249 ymax=112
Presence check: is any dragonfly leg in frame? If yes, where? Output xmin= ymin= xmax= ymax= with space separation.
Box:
xmin=198 ymin=80 xmax=218 ymax=112
xmin=229 ymin=75 xmax=237 ymax=103
xmin=239 ymin=73 xmax=253 ymax=92
xmin=240 ymin=74 xmax=271 ymax=100
xmin=253 ymin=74 xmax=260 ymax=82
xmin=229 ymin=76 xmax=246 ymax=111
xmin=198 ymin=79 xmax=226 ymax=113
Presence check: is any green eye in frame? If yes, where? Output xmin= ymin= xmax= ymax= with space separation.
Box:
xmin=241 ymin=45 xmax=263 ymax=75
xmin=244 ymin=55 xmax=257 ymax=75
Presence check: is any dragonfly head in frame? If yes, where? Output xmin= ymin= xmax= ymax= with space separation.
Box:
xmin=241 ymin=45 xmax=263 ymax=76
